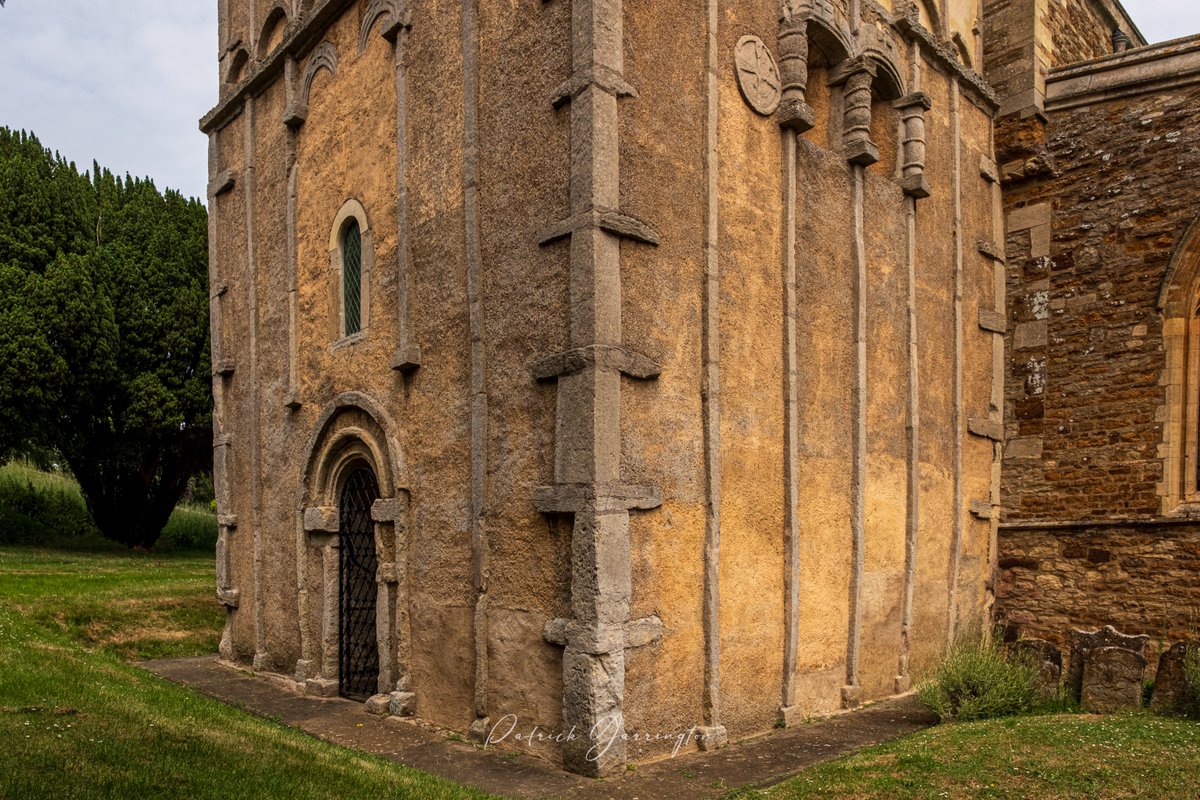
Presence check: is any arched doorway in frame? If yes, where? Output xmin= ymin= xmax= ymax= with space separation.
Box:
xmin=338 ymin=465 xmax=380 ymax=700
xmin=296 ymin=393 xmax=413 ymax=711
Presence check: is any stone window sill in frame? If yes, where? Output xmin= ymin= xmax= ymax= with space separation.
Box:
xmin=329 ymin=330 xmax=367 ymax=352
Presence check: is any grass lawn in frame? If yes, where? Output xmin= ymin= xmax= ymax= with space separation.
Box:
xmin=0 ymin=547 xmax=497 ymax=800
xmin=4 ymin=543 xmax=1200 ymax=800
xmin=731 ymin=711 xmax=1200 ymax=799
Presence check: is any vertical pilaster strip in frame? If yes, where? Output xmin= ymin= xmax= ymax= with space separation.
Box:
xmin=559 ymin=1 xmax=629 ymax=775
xmin=285 ymin=63 xmax=301 ymax=409
xmin=897 ymin=194 xmax=920 ymax=692
xmin=987 ymin=122 xmax=1006 ymax=617
xmin=462 ymin=0 xmax=491 ymax=738
xmin=207 ymin=132 xmax=227 ymax=456
xmin=699 ymin=0 xmax=726 ymax=747
xmin=897 ymin=42 xmax=922 ymax=694
xmin=243 ymin=97 xmax=267 ymax=672
xmin=781 ymin=128 xmax=802 ymax=722
xmin=208 ymin=132 xmax=239 ymax=662
xmin=777 ymin=3 xmax=812 ymax=728
xmin=282 ymin=57 xmax=306 ymax=682
xmin=218 ymin=0 xmax=230 ymax=50
xmin=946 ymin=77 xmax=965 ymax=650
xmin=285 ymin=58 xmax=307 ymax=680
xmin=391 ymin=25 xmax=421 ymax=371
xmin=844 ymin=162 xmax=867 ymax=709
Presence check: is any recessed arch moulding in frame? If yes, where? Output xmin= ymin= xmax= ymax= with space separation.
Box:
xmin=202 ymin=0 xmax=1002 ymax=776
xmin=294 ymin=393 xmax=416 ymax=714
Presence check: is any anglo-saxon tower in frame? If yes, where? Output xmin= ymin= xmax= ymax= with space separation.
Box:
xmin=203 ymin=0 xmax=1002 ymax=775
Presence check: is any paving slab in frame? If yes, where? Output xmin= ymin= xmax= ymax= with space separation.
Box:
xmin=142 ymin=656 xmax=936 ymax=799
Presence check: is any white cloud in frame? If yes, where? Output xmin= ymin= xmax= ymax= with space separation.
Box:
xmin=0 ymin=0 xmax=216 ymax=201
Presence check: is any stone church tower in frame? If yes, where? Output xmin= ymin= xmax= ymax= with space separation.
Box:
xmin=203 ymin=0 xmax=1002 ymax=775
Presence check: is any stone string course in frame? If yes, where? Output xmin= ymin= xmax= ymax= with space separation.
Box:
xmin=994 ymin=20 xmax=1200 ymax=649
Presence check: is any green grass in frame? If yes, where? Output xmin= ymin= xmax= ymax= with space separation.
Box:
xmin=728 ymin=712 xmax=1200 ymax=800
xmin=0 ymin=547 xmax=497 ymax=799
xmin=0 ymin=460 xmax=217 ymax=552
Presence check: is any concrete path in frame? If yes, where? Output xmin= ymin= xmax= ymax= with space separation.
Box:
xmin=142 ymin=656 xmax=937 ymax=799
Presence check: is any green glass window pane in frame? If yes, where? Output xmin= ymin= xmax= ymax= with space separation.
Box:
xmin=343 ymin=221 xmax=362 ymax=335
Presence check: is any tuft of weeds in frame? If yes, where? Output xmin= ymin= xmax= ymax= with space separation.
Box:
xmin=917 ymin=628 xmax=1039 ymax=722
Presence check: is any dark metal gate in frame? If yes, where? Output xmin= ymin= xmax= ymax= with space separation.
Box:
xmin=338 ymin=466 xmax=380 ymax=701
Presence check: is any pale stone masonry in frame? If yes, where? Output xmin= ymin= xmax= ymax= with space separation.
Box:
xmin=204 ymin=0 xmax=1002 ymax=774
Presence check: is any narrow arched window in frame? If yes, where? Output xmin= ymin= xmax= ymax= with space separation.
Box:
xmin=342 ymin=220 xmax=362 ymax=336
xmin=1159 ymin=218 xmax=1200 ymax=510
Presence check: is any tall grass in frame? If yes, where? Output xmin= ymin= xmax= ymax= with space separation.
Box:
xmin=917 ymin=628 xmax=1040 ymax=722
xmin=0 ymin=459 xmax=216 ymax=552
xmin=1183 ymin=644 xmax=1200 ymax=718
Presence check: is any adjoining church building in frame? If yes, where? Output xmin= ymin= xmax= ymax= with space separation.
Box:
xmin=202 ymin=0 xmax=1007 ymax=775
xmin=988 ymin=5 xmax=1200 ymax=651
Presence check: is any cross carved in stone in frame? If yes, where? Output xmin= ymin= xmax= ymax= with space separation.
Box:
xmin=735 ymin=36 xmax=782 ymax=116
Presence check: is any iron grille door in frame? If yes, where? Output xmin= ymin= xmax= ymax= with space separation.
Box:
xmin=338 ymin=466 xmax=380 ymax=701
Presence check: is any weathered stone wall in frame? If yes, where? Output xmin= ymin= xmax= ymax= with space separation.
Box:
xmin=1047 ymin=0 xmax=1120 ymax=68
xmin=996 ymin=37 xmax=1200 ymax=651
xmin=620 ymin=0 xmax=1002 ymax=753
xmin=207 ymin=0 xmax=1002 ymax=773
xmin=982 ymin=0 xmax=1142 ymax=117
xmin=1001 ymin=69 xmax=1200 ymax=523
xmin=998 ymin=522 xmax=1200 ymax=648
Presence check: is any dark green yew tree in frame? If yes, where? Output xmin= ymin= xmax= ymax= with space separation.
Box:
xmin=0 ymin=128 xmax=211 ymax=548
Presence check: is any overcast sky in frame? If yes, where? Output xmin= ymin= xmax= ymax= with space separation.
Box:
xmin=0 ymin=0 xmax=1195 ymax=204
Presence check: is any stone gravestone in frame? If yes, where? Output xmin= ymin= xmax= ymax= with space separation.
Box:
xmin=1081 ymin=646 xmax=1146 ymax=713
xmin=1149 ymin=642 xmax=1198 ymax=713
xmin=1066 ymin=625 xmax=1149 ymax=702
xmin=1010 ymin=638 xmax=1062 ymax=700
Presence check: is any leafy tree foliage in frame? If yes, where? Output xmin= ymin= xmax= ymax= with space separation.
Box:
xmin=0 ymin=128 xmax=211 ymax=548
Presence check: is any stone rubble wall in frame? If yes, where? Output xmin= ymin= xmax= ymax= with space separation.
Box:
xmin=1001 ymin=78 xmax=1200 ymax=522
xmin=1047 ymin=0 xmax=1132 ymax=68
xmin=997 ymin=523 xmax=1200 ymax=649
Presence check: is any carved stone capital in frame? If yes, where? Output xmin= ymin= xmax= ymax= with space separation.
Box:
xmin=303 ymin=505 xmax=339 ymax=533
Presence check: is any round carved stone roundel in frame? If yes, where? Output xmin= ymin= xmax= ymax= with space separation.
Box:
xmin=734 ymin=35 xmax=781 ymax=116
